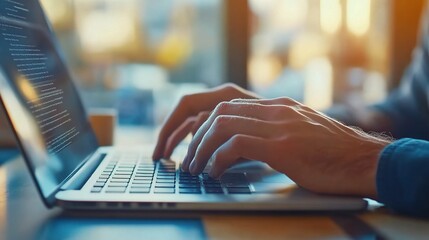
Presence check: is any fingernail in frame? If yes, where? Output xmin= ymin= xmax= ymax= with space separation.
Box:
xmin=189 ymin=159 xmax=197 ymax=174
xmin=163 ymin=150 xmax=169 ymax=159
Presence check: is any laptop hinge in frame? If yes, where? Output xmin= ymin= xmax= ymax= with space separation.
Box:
xmin=60 ymin=152 xmax=106 ymax=190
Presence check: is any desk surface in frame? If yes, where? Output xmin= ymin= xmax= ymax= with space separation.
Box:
xmin=1 ymin=127 xmax=429 ymax=240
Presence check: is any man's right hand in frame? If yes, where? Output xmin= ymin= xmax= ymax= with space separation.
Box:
xmin=152 ymin=83 xmax=259 ymax=161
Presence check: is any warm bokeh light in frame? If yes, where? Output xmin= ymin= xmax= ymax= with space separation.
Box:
xmin=346 ymin=0 xmax=371 ymax=36
xmin=155 ymin=31 xmax=192 ymax=69
xmin=77 ymin=11 xmax=137 ymax=54
xmin=269 ymin=0 xmax=308 ymax=31
xmin=17 ymin=75 xmax=39 ymax=104
xmin=40 ymin=0 xmax=73 ymax=29
xmin=304 ymin=57 xmax=333 ymax=110
xmin=249 ymin=55 xmax=283 ymax=87
xmin=320 ymin=0 xmax=342 ymax=34
xmin=288 ymin=33 xmax=329 ymax=69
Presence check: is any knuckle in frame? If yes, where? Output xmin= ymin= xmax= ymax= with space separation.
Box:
xmin=196 ymin=111 xmax=208 ymax=121
xmin=214 ymin=101 xmax=230 ymax=115
xmin=197 ymin=111 xmax=207 ymax=118
xmin=278 ymin=97 xmax=303 ymax=108
xmin=278 ymin=97 xmax=295 ymax=105
xmin=230 ymin=134 xmax=244 ymax=148
xmin=222 ymin=83 xmax=238 ymax=92
xmin=213 ymin=115 xmax=230 ymax=129
xmin=272 ymin=105 xmax=294 ymax=118
xmin=211 ymin=151 xmax=223 ymax=166
xmin=178 ymin=94 xmax=193 ymax=107
xmin=230 ymin=98 xmax=244 ymax=103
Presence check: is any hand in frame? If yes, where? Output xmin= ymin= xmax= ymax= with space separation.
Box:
xmin=153 ymin=83 xmax=259 ymax=160
xmin=154 ymin=86 xmax=391 ymax=199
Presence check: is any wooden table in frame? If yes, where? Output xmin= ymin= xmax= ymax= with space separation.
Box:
xmin=1 ymin=127 xmax=429 ymax=240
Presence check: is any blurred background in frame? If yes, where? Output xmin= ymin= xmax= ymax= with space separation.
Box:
xmin=37 ymin=0 xmax=425 ymax=126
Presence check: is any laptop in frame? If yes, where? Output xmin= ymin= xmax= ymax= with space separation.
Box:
xmin=0 ymin=0 xmax=367 ymax=211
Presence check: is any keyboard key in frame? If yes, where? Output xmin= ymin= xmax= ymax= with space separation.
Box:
xmin=159 ymin=166 xmax=175 ymax=170
xmin=156 ymin=176 xmax=176 ymax=180
xmin=227 ymin=187 xmax=251 ymax=194
xmin=221 ymin=173 xmax=247 ymax=183
xmin=136 ymin=169 xmax=154 ymax=173
xmin=203 ymin=179 xmax=221 ymax=184
xmin=132 ymin=180 xmax=152 ymax=184
xmin=159 ymin=168 xmax=175 ymax=172
xmin=181 ymin=178 xmax=199 ymax=181
xmin=114 ymin=173 xmax=133 ymax=176
xmin=139 ymin=163 xmax=155 ymax=166
xmin=108 ymin=183 xmax=128 ymax=187
xmin=96 ymin=179 xmax=107 ymax=183
xmin=110 ymin=179 xmax=129 ymax=183
xmin=205 ymin=188 xmax=224 ymax=194
xmin=130 ymin=188 xmax=150 ymax=194
xmin=179 ymin=188 xmax=201 ymax=194
xmin=131 ymin=184 xmax=151 ymax=188
xmin=119 ymin=164 xmax=136 ymax=167
xmin=179 ymin=180 xmax=200 ymax=185
xmin=117 ymin=167 xmax=134 ymax=170
xmin=179 ymin=183 xmax=200 ymax=188
xmin=160 ymin=161 xmax=175 ymax=166
xmin=203 ymin=183 xmax=222 ymax=188
xmin=137 ymin=168 xmax=154 ymax=171
xmin=93 ymin=182 xmax=105 ymax=187
xmin=112 ymin=176 xmax=131 ymax=179
xmin=155 ymin=183 xmax=175 ymax=188
xmin=156 ymin=179 xmax=175 ymax=183
xmin=154 ymin=188 xmax=175 ymax=194
xmin=224 ymin=183 xmax=249 ymax=188
xmin=180 ymin=178 xmax=199 ymax=182
xmin=135 ymin=174 xmax=154 ymax=178
xmin=157 ymin=173 xmax=176 ymax=177
xmin=105 ymin=187 xmax=127 ymax=193
xmin=134 ymin=177 xmax=152 ymax=181
xmin=136 ymin=168 xmax=154 ymax=172
xmin=91 ymin=187 xmax=103 ymax=193
xmin=202 ymin=174 xmax=217 ymax=181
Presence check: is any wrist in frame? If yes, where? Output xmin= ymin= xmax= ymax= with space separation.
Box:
xmin=351 ymin=136 xmax=390 ymax=199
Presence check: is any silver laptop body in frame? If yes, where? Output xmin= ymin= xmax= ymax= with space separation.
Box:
xmin=0 ymin=0 xmax=366 ymax=211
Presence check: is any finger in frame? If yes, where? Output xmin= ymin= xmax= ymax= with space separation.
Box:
xmin=191 ymin=111 xmax=210 ymax=135
xmin=153 ymin=84 xmax=257 ymax=160
xmin=208 ymin=134 xmax=272 ymax=178
xmin=163 ymin=116 xmax=196 ymax=159
xmin=182 ymin=102 xmax=291 ymax=171
xmin=188 ymin=116 xmax=278 ymax=175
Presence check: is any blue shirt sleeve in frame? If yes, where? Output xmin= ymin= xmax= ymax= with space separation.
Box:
xmin=377 ymin=138 xmax=429 ymax=217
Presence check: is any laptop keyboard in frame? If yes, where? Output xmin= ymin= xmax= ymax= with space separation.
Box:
xmin=90 ymin=154 xmax=251 ymax=195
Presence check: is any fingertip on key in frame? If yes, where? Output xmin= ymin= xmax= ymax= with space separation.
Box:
xmin=189 ymin=159 xmax=198 ymax=175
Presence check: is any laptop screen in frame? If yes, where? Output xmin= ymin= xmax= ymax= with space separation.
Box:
xmin=0 ymin=0 xmax=98 ymax=203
